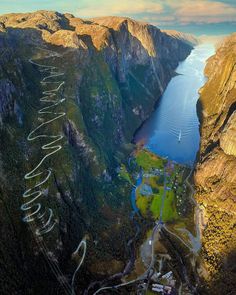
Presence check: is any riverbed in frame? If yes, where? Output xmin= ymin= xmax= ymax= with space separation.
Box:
xmin=134 ymin=43 xmax=215 ymax=166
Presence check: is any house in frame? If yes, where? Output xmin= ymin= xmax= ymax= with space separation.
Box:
xmin=162 ymin=271 xmax=173 ymax=280
xmin=152 ymin=284 xmax=164 ymax=292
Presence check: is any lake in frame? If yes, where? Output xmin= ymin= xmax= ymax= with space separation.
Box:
xmin=134 ymin=43 xmax=215 ymax=166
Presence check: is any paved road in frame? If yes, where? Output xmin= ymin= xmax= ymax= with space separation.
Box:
xmin=24 ymin=48 xmax=75 ymax=295
xmin=92 ymin=160 xmax=199 ymax=294
xmin=21 ymin=47 xmax=87 ymax=295
xmin=72 ymin=239 xmax=87 ymax=295
xmin=22 ymin=49 xmax=65 ymax=234
xmin=92 ymin=163 xmax=169 ymax=294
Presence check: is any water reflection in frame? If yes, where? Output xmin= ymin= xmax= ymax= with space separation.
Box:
xmin=134 ymin=43 xmax=215 ymax=166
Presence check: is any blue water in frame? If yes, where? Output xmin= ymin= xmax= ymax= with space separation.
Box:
xmin=131 ymin=171 xmax=143 ymax=213
xmin=134 ymin=43 xmax=215 ymax=166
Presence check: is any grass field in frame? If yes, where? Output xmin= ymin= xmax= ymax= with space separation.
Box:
xmin=151 ymin=190 xmax=178 ymax=222
xmin=136 ymin=149 xmax=165 ymax=171
xmin=134 ymin=149 xmax=181 ymax=222
xmin=119 ymin=164 xmax=132 ymax=183
xmin=136 ymin=195 xmax=150 ymax=215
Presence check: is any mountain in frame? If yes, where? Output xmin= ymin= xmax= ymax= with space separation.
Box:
xmin=0 ymin=11 xmax=193 ymax=294
xmin=162 ymin=29 xmax=199 ymax=46
xmin=195 ymin=33 xmax=236 ymax=294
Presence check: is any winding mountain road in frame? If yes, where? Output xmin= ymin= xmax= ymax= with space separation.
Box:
xmin=21 ymin=47 xmax=87 ymax=295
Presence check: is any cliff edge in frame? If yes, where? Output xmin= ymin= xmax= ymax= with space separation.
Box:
xmin=195 ymin=33 xmax=236 ymax=294
xmin=0 ymin=11 xmax=193 ymax=294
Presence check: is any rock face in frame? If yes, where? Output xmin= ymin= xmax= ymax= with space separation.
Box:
xmin=162 ymin=30 xmax=199 ymax=46
xmin=194 ymin=33 xmax=236 ymax=294
xmin=0 ymin=11 xmax=193 ymax=294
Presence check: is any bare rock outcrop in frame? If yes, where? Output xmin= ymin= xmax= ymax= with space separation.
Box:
xmin=195 ymin=33 xmax=236 ymax=294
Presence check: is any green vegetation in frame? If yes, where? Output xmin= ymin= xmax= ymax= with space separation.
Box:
xmin=151 ymin=190 xmax=178 ymax=222
xmin=119 ymin=164 xmax=132 ymax=184
xmin=146 ymin=290 xmax=157 ymax=295
xmin=136 ymin=149 xmax=165 ymax=171
xmin=136 ymin=196 xmax=150 ymax=215
xmin=133 ymin=149 xmax=187 ymax=223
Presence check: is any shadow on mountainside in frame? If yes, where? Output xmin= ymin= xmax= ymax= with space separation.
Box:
xmin=0 ymin=22 xmax=195 ymax=295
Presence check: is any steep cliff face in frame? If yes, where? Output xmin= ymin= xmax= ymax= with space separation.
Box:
xmin=195 ymin=34 xmax=236 ymax=294
xmin=161 ymin=30 xmax=199 ymax=46
xmin=0 ymin=11 xmax=193 ymax=294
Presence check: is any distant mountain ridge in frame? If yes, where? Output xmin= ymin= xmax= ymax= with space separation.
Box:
xmin=0 ymin=11 xmax=198 ymax=49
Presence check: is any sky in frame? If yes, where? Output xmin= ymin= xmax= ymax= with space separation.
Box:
xmin=0 ymin=0 xmax=236 ymax=36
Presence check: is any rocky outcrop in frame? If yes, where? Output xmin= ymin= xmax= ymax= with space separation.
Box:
xmin=0 ymin=79 xmax=16 ymax=123
xmin=220 ymin=111 xmax=236 ymax=156
xmin=0 ymin=10 xmax=71 ymax=32
xmin=0 ymin=11 xmax=193 ymax=138
xmin=194 ymin=33 xmax=236 ymax=294
xmin=0 ymin=10 xmax=193 ymax=295
xmin=162 ymin=30 xmax=199 ymax=46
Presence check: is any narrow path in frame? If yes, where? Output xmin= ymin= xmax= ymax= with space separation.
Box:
xmin=178 ymin=167 xmax=201 ymax=253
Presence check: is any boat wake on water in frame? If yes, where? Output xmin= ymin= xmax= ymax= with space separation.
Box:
xmin=134 ymin=43 xmax=215 ymax=166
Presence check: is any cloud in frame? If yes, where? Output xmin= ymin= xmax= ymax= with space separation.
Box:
xmin=168 ymin=0 xmax=236 ymax=24
xmin=75 ymin=0 xmax=236 ymax=26
xmin=141 ymin=15 xmax=176 ymax=26
xmin=77 ymin=0 xmax=163 ymax=18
